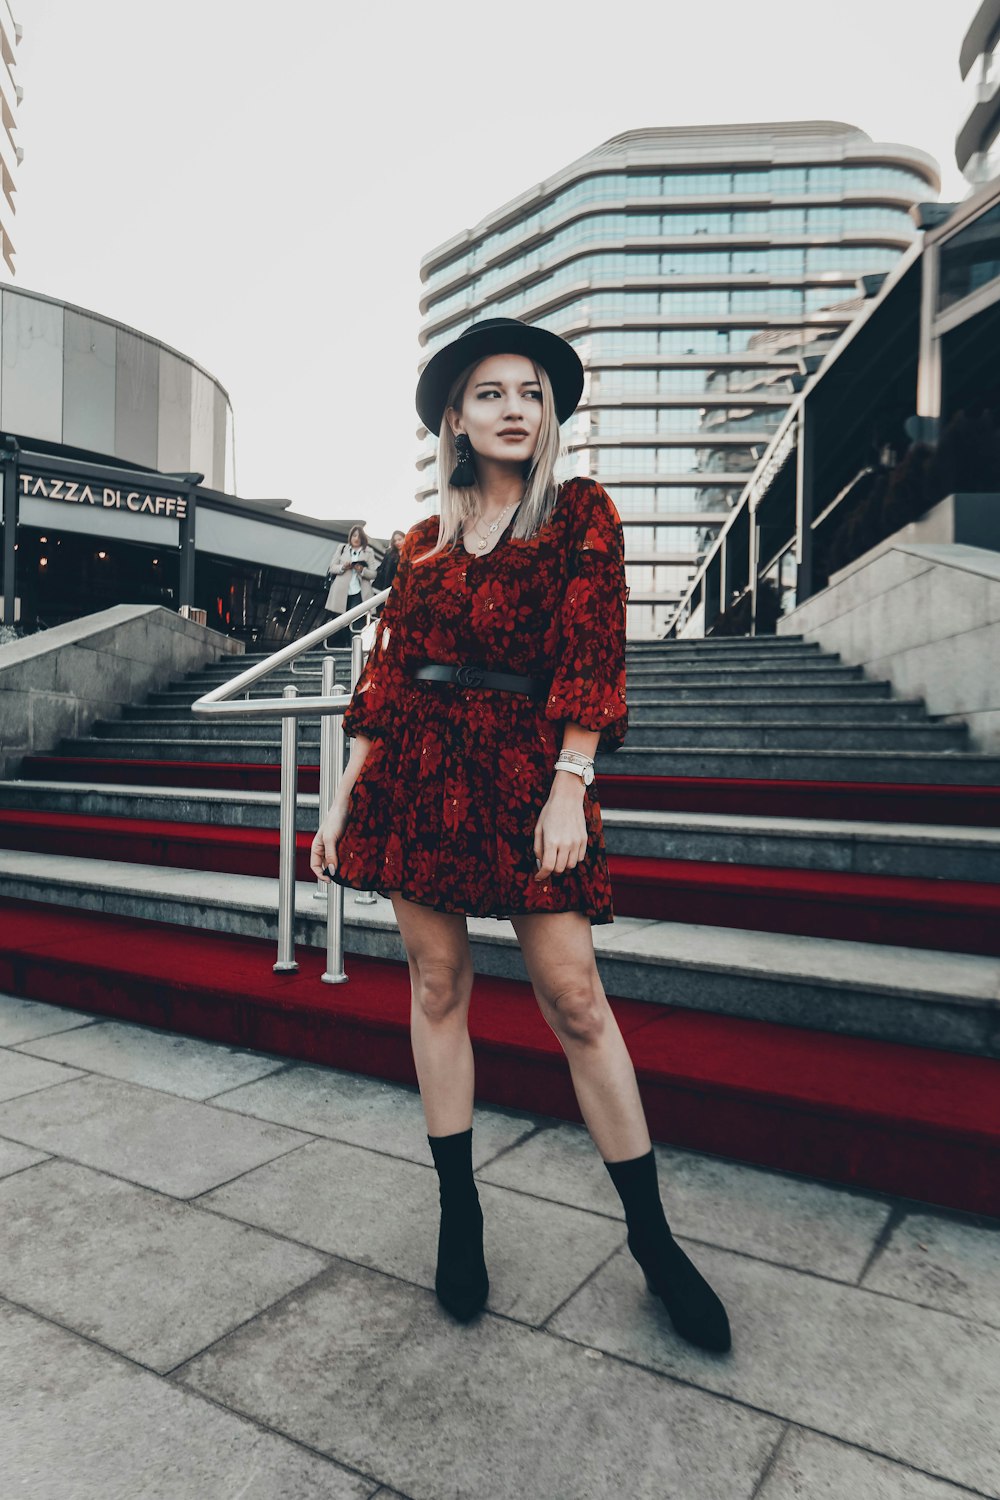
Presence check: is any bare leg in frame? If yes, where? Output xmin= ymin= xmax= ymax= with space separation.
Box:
xmin=389 ymin=892 xmax=476 ymax=1137
xmin=508 ymin=909 xmax=651 ymax=1161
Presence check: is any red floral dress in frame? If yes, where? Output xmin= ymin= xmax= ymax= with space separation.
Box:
xmin=331 ymin=476 xmax=629 ymax=924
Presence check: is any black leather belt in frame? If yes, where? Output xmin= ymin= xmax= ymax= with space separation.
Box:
xmin=411 ymin=662 xmax=550 ymax=700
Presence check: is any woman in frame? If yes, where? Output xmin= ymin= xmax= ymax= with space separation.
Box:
xmin=371 ymin=529 xmax=406 ymax=619
xmin=311 ymin=317 xmax=730 ymax=1353
xmin=324 ymin=524 xmax=376 ymax=646
xmin=375 ymin=529 xmax=407 ymax=590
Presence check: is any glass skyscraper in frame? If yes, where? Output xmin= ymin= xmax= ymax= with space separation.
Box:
xmin=417 ymin=123 xmax=939 ymax=636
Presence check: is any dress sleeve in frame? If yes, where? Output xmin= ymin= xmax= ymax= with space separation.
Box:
xmin=341 ymin=528 xmax=417 ymax=742
xmin=545 ymin=481 xmax=629 ymax=754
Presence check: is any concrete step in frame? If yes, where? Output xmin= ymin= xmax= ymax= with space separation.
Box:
xmin=1 ymin=850 xmax=997 ymax=1056
xmin=3 ymin=811 xmax=998 ymax=958
xmin=148 ymin=678 xmax=899 ymax=708
xmin=622 ymin=665 xmax=865 ymax=683
xmin=622 ymin=722 xmax=969 ymax=752
xmin=94 ymin=716 xmax=969 ymax=755
xmin=127 ymin=696 xmax=929 ymax=727
xmin=608 ymin=746 xmax=1000 ymax=785
xmin=629 ymin=635 xmax=810 ymax=647
xmin=93 ymin=720 xmax=322 ymax=745
xmin=625 ymin=680 xmax=895 ymax=702
xmin=5 ymin=780 xmax=1000 ymax=882
xmin=627 ymin=698 xmax=926 ymax=724
xmin=55 ymin=736 xmax=1000 ymax=784
xmin=187 ymin=661 xmax=862 ymax=688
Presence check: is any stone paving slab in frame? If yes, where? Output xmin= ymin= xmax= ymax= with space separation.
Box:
xmin=477 ymin=1121 xmax=892 ymax=1282
xmin=0 ymin=1073 xmax=313 ymax=1197
xmin=862 ymin=1211 xmax=1000 ymax=1329
xmin=198 ymin=1135 xmax=626 ymax=1326
xmin=0 ymin=1299 xmax=378 ymax=1499
xmin=0 ymin=1044 xmax=84 ymax=1103
xmin=177 ymin=1257 xmax=783 ymax=1500
xmin=0 ymin=1134 xmax=49 ymax=1178
xmin=758 ymin=1429 xmax=976 ymax=1499
xmin=14 ymin=1016 xmax=290 ymax=1099
xmin=0 ymin=991 xmax=95 ymax=1045
xmin=209 ymin=1061 xmax=540 ymax=1167
xmin=0 ymin=1157 xmax=331 ymax=1372
xmin=549 ymin=1241 xmax=1000 ymax=1497
xmin=1 ymin=995 xmax=996 ymax=1498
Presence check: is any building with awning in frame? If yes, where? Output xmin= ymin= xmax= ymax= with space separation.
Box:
xmin=0 ymin=287 xmax=375 ymax=643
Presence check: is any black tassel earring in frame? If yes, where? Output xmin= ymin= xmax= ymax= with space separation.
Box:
xmin=450 ymin=432 xmax=476 ymax=488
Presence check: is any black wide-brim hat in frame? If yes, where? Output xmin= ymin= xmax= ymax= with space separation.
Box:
xmin=415 ymin=316 xmax=585 ymax=436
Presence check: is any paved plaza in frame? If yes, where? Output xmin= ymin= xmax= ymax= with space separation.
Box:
xmin=0 ymin=990 xmax=998 ymax=1499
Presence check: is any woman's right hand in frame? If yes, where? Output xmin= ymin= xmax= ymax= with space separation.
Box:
xmin=311 ymin=799 xmax=349 ymax=882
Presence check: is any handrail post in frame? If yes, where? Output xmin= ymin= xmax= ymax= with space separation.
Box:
xmin=314 ymin=652 xmax=337 ymax=900
xmin=351 ymin=623 xmax=378 ymax=906
xmin=273 ymin=683 xmax=299 ymax=973
xmin=320 ymin=653 xmax=348 ymax=984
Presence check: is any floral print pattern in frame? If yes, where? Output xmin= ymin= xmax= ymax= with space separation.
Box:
xmin=331 ymin=477 xmax=629 ymax=924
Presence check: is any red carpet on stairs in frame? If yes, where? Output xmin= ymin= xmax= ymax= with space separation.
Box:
xmin=1 ymin=897 xmax=998 ymax=1219
xmin=18 ymin=756 xmax=1000 ymax=825
xmin=3 ymin=810 xmax=999 ymax=956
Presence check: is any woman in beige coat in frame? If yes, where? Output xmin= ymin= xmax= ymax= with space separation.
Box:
xmin=325 ymin=525 xmax=377 ymax=646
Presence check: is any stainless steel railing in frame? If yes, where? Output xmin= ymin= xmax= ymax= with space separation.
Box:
xmin=190 ymin=588 xmax=391 ymax=980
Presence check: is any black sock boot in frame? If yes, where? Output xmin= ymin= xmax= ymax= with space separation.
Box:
xmin=427 ymin=1126 xmax=489 ymax=1323
xmin=604 ymin=1148 xmax=731 ymax=1353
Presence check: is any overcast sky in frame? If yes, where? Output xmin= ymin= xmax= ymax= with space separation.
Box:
xmin=9 ymin=0 xmax=974 ymax=539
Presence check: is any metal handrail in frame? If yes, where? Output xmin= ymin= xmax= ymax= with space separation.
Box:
xmin=191 ymin=587 xmax=392 ymax=978
xmin=190 ymin=588 xmax=390 ymax=718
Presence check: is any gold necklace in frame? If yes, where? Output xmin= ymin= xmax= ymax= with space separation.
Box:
xmin=466 ymin=498 xmax=519 ymax=553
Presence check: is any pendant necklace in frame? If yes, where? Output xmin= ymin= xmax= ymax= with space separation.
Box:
xmin=468 ymin=497 xmax=519 ymax=554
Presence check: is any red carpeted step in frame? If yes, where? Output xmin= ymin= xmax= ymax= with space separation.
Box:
xmin=609 ymin=854 xmax=1000 ymax=956
xmin=599 ymin=774 xmax=1000 ymax=826
xmin=18 ymin=756 xmax=1000 ymax=825
xmin=18 ymin=756 xmax=321 ymax=794
xmin=3 ymin=811 xmax=998 ymax=956
xmin=1 ymin=896 xmax=998 ymax=1217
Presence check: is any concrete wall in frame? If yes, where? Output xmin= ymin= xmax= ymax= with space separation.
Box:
xmin=778 ymin=536 xmax=1000 ymax=752
xmin=0 ymin=605 xmax=244 ymax=778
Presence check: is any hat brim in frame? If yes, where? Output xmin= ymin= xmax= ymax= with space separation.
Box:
xmin=415 ymin=321 xmax=585 ymax=435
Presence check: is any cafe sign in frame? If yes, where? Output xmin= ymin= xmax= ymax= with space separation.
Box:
xmin=19 ymin=471 xmax=189 ymax=520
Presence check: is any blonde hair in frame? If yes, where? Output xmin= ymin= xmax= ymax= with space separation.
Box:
xmin=413 ymin=357 xmax=564 ymax=567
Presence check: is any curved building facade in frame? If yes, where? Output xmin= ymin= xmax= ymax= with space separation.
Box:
xmin=418 ymin=122 xmax=939 ymax=637
xmin=0 ymin=286 xmax=234 ymax=490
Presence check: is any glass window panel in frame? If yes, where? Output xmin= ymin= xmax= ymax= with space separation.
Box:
xmin=771 ymin=168 xmax=808 ymax=195
xmin=733 ymin=171 xmax=770 ymax=193
xmin=62 ymin=310 xmax=116 ymax=454
xmin=939 ymin=201 xmax=1000 ymax=308
xmin=629 ymin=174 xmax=663 ymax=195
xmin=731 ymin=211 xmax=770 ymax=234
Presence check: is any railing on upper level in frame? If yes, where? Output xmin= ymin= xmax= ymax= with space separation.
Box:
xmin=191 ymin=588 xmax=391 ymax=981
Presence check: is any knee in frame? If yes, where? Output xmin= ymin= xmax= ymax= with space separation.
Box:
xmin=545 ymin=981 xmax=608 ymax=1045
xmin=412 ymin=959 xmax=472 ymax=1024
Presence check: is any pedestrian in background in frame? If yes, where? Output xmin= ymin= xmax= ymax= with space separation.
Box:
xmin=324 ymin=525 xmax=376 ymax=647
xmin=371 ymin=529 xmax=406 ymax=619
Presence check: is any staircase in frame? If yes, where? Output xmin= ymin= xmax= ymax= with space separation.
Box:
xmin=2 ymin=635 xmax=999 ymax=1217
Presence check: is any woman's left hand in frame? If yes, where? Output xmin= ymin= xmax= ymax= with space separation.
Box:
xmin=533 ymin=786 xmax=587 ymax=881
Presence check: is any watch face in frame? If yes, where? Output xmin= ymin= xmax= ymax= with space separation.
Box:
xmin=583 ymin=765 xmax=594 ymax=785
